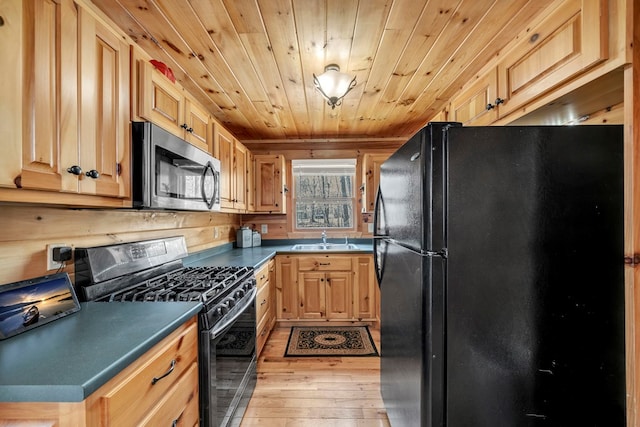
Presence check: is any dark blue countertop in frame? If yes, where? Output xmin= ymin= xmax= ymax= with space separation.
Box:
xmin=0 ymin=301 xmax=202 ymax=402
xmin=184 ymin=239 xmax=373 ymax=269
xmin=0 ymin=240 xmax=371 ymax=403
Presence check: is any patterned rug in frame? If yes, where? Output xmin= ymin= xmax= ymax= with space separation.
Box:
xmin=284 ymin=326 xmax=379 ymax=357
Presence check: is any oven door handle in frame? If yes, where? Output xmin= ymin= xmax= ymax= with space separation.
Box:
xmin=209 ymin=286 xmax=257 ymax=340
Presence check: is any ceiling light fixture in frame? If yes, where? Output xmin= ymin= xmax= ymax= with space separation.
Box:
xmin=313 ymin=64 xmax=357 ymax=109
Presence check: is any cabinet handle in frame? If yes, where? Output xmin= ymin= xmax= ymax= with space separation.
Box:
xmin=486 ymin=98 xmax=505 ymax=110
xmin=67 ymin=165 xmax=82 ymax=176
xmin=151 ymin=359 xmax=176 ymax=385
xmin=85 ymin=170 xmax=100 ymax=179
xmin=180 ymin=123 xmax=194 ymax=133
xmin=319 ymin=262 xmax=330 ymax=266
xmin=261 ymin=299 xmax=267 ymax=306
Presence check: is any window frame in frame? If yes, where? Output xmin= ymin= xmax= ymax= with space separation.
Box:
xmin=292 ymin=159 xmax=357 ymax=232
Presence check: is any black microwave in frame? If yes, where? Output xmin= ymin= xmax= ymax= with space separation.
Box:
xmin=131 ymin=122 xmax=221 ymax=211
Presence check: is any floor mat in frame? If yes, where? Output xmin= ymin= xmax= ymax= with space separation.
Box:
xmin=284 ymin=325 xmax=379 ymax=357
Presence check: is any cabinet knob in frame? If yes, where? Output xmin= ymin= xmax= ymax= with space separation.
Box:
xmin=181 ymin=123 xmax=194 ymax=133
xmin=85 ymin=170 xmax=100 ymax=179
xmin=486 ymin=98 xmax=505 ymax=111
xmin=67 ymin=165 xmax=82 ymax=176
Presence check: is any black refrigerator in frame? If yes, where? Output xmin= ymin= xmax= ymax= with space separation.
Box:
xmin=373 ymin=123 xmax=625 ymax=426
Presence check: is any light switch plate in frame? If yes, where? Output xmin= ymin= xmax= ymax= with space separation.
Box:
xmin=261 ymin=224 xmax=268 ymax=234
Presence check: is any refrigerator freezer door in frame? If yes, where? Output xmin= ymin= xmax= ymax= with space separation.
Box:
xmin=445 ymin=126 xmax=625 ymax=426
xmin=380 ymin=241 xmax=445 ymax=427
xmin=377 ymin=122 xmax=459 ymax=253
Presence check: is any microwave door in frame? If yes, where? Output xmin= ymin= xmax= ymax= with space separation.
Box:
xmin=155 ymin=149 xmax=210 ymax=210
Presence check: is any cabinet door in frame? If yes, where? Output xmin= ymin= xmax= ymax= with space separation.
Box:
xmin=184 ymin=98 xmax=210 ymax=152
xmin=326 ymin=272 xmax=352 ymax=319
xmin=233 ymin=141 xmax=248 ymax=211
xmin=138 ymin=60 xmax=185 ymax=137
xmin=247 ymin=151 xmax=255 ymax=212
xmin=353 ymin=255 xmax=377 ymax=320
xmin=78 ymin=8 xmax=130 ymax=198
xmin=20 ymin=0 xmax=78 ymax=192
xmin=362 ymin=154 xmax=390 ymax=213
xmin=255 ymin=154 xmax=286 ymax=213
xmin=497 ymin=0 xmax=607 ymax=117
xmin=216 ymin=126 xmax=235 ymax=209
xmin=0 ymin=0 xmax=22 ymax=188
xmin=276 ymin=256 xmax=299 ymax=319
xmin=298 ymin=272 xmax=326 ymax=319
xmin=268 ymin=259 xmax=276 ymax=323
xmin=449 ymin=69 xmax=499 ymax=126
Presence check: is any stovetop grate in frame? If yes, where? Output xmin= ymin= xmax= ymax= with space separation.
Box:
xmin=99 ymin=266 xmax=253 ymax=303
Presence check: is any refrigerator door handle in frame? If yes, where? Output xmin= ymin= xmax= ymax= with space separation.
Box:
xmin=373 ymin=237 xmax=386 ymax=287
xmin=373 ymin=186 xmax=388 ymax=238
xmin=373 ymin=186 xmax=386 ymax=286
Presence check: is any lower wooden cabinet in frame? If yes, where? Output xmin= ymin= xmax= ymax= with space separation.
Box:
xmin=0 ymin=317 xmax=199 ymax=427
xmin=256 ymin=259 xmax=276 ymax=356
xmin=275 ymin=254 xmax=378 ymax=323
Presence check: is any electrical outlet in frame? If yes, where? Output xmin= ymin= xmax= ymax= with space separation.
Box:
xmin=47 ymin=244 xmax=66 ymax=270
xmin=368 ymin=223 xmax=374 ymax=233
xmin=213 ymin=227 xmax=219 ymax=239
xmin=261 ymin=224 xmax=268 ymax=234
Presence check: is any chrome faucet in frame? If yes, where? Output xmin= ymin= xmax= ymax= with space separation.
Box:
xmin=321 ymin=230 xmax=327 ymax=245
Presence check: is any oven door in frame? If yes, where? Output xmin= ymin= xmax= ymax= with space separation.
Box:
xmin=132 ymin=121 xmax=221 ymax=212
xmin=200 ymin=288 xmax=257 ymax=427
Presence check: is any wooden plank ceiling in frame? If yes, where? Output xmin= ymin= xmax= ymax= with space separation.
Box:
xmin=92 ymin=0 xmax=556 ymax=144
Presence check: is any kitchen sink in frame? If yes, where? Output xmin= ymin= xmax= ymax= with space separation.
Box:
xmin=290 ymin=243 xmax=360 ymax=251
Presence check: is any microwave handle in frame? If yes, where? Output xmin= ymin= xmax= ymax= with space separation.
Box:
xmin=202 ymin=161 xmax=216 ymax=209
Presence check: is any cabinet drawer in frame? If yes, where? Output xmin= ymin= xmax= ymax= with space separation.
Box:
xmin=298 ymin=257 xmax=352 ymax=271
xmin=140 ymin=362 xmax=199 ymax=427
xmin=255 ymin=263 xmax=269 ymax=288
xmin=100 ymin=321 xmax=198 ymax=426
xmin=256 ymin=281 xmax=270 ymax=321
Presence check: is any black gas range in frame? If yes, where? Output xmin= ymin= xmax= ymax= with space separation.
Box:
xmin=74 ymin=236 xmax=257 ymax=427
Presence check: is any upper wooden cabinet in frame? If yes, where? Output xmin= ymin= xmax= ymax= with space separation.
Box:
xmin=215 ymin=124 xmax=248 ymax=211
xmin=449 ymin=69 xmax=499 ymax=126
xmin=77 ymin=7 xmax=130 ymax=198
xmin=361 ymin=154 xmax=389 ymax=213
xmin=233 ymin=140 xmax=248 ymax=211
xmin=137 ymin=60 xmax=211 ymax=153
xmin=450 ymin=0 xmax=608 ymax=126
xmin=0 ymin=0 xmax=130 ymax=205
xmin=247 ymin=151 xmax=256 ymax=212
xmin=254 ymin=154 xmax=286 ymax=213
xmin=497 ymin=0 xmax=608 ymax=118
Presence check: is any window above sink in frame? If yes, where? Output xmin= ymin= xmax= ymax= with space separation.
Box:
xmin=292 ymin=159 xmax=356 ymax=232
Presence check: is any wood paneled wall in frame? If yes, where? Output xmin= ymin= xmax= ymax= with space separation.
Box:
xmin=0 ymin=205 xmax=240 ymax=285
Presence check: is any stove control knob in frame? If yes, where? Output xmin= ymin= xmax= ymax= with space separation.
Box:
xmin=234 ymin=289 xmax=245 ymax=299
xmin=226 ymin=299 xmax=235 ymax=308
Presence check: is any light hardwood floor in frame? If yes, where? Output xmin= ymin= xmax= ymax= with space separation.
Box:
xmin=240 ymin=326 xmax=390 ymax=427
